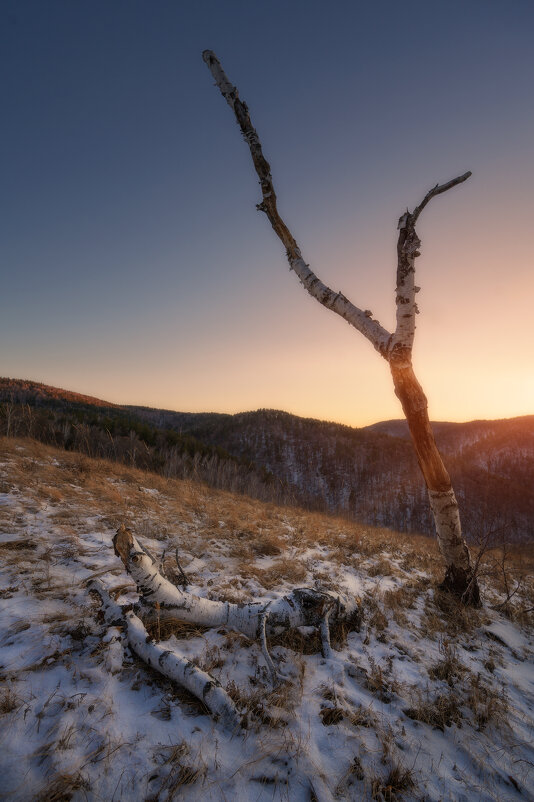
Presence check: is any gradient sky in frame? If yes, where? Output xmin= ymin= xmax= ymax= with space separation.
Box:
xmin=2 ymin=0 xmax=533 ymax=427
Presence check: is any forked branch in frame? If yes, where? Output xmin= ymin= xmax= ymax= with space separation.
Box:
xmin=203 ymin=50 xmax=478 ymax=603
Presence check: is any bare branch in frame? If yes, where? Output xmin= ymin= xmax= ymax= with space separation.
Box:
xmin=411 ymin=171 xmax=472 ymax=226
xmin=390 ymin=172 xmax=472 ymax=361
xmin=174 ymin=546 xmax=190 ymax=587
xmin=202 ymin=50 xmax=391 ymax=357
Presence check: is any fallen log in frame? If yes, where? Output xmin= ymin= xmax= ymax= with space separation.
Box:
xmin=113 ymin=525 xmax=361 ymax=682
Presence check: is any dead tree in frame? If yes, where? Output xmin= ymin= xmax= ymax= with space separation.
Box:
xmin=202 ymin=50 xmax=480 ymax=605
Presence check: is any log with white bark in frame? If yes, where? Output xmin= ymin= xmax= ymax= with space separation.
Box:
xmin=113 ymin=525 xmax=361 ymax=681
xmin=89 ymin=579 xmax=241 ymax=729
xmin=202 ymin=50 xmax=480 ymax=605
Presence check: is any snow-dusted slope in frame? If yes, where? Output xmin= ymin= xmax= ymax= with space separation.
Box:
xmin=1 ymin=438 xmax=533 ymax=801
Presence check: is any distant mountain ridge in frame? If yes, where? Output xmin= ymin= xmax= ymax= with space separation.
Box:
xmin=0 ymin=378 xmax=120 ymax=408
xmin=1 ymin=378 xmax=533 ymax=542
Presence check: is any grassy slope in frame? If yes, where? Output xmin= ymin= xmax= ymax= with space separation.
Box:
xmin=0 ymin=437 xmax=533 ymax=801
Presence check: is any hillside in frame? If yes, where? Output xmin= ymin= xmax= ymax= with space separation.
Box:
xmin=0 ymin=437 xmax=533 ymax=801
xmin=0 ymin=378 xmax=285 ymax=506
xmin=130 ymin=407 xmax=534 ymax=541
xmin=2 ymin=378 xmax=533 ymax=542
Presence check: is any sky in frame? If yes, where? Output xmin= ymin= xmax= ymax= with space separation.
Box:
xmin=1 ymin=0 xmax=533 ymax=427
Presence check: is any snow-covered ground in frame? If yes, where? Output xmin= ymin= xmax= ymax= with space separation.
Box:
xmin=0 ymin=439 xmax=533 ymax=801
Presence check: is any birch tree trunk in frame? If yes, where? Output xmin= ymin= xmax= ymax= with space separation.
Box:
xmin=203 ymin=50 xmax=481 ymax=605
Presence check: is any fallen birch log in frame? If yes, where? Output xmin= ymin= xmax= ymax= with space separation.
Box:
xmin=113 ymin=525 xmax=361 ymax=682
xmin=89 ymin=578 xmax=240 ymax=729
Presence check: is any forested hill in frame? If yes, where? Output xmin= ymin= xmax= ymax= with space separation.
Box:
xmin=0 ymin=378 xmax=281 ymax=504
xmin=129 ymin=405 xmax=534 ymax=542
xmin=1 ymin=378 xmax=533 ymax=542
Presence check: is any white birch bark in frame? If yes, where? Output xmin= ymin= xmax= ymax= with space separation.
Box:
xmin=90 ymin=579 xmax=240 ymax=729
xmin=428 ymin=488 xmax=471 ymax=572
xmin=113 ymin=526 xmax=360 ymax=645
xmin=289 ymin=256 xmax=391 ymax=354
xmin=389 ymin=218 xmax=420 ymax=360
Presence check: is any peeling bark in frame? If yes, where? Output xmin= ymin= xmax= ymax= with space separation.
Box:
xmin=202 ymin=51 xmax=480 ymax=603
xmin=89 ymin=579 xmax=240 ymax=729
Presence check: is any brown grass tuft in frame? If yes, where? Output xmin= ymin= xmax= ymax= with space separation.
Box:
xmin=371 ymin=762 xmax=415 ymax=801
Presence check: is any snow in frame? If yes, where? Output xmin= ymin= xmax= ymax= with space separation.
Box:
xmin=0 ymin=442 xmax=533 ymax=801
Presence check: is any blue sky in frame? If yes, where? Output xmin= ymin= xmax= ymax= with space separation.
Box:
xmin=2 ymin=0 xmax=533 ymax=425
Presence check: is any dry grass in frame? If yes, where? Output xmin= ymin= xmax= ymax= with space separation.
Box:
xmin=244 ymin=558 xmax=308 ymax=589
xmin=1 ymin=434 xmax=532 ymax=636
xmin=371 ymin=761 xmax=415 ymax=801
xmin=404 ymin=669 xmax=509 ymax=734
xmin=364 ymin=596 xmax=389 ymax=639
xmin=226 ymin=678 xmax=298 ymax=728
xmin=0 ymin=538 xmax=37 ymax=552
xmin=149 ymin=741 xmax=207 ymax=798
xmin=419 ymin=589 xmax=492 ymax=640
xmin=367 ymin=556 xmax=397 ymax=578
xmin=383 ymin=585 xmax=419 ymax=611
xmin=427 ymin=638 xmax=464 ymax=686
xmin=320 ymin=706 xmax=344 ymax=725
xmin=348 ymin=705 xmax=377 ymax=728
xmin=34 ymin=772 xmax=89 ymax=802
xmin=0 ymin=437 xmax=440 ymax=575
xmin=464 ymin=672 xmax=509 ymax=731
xmin=0 ymin=435 xmax=532 ymax=801
xmin=404 ymin=689 xmax=463 ymax=731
